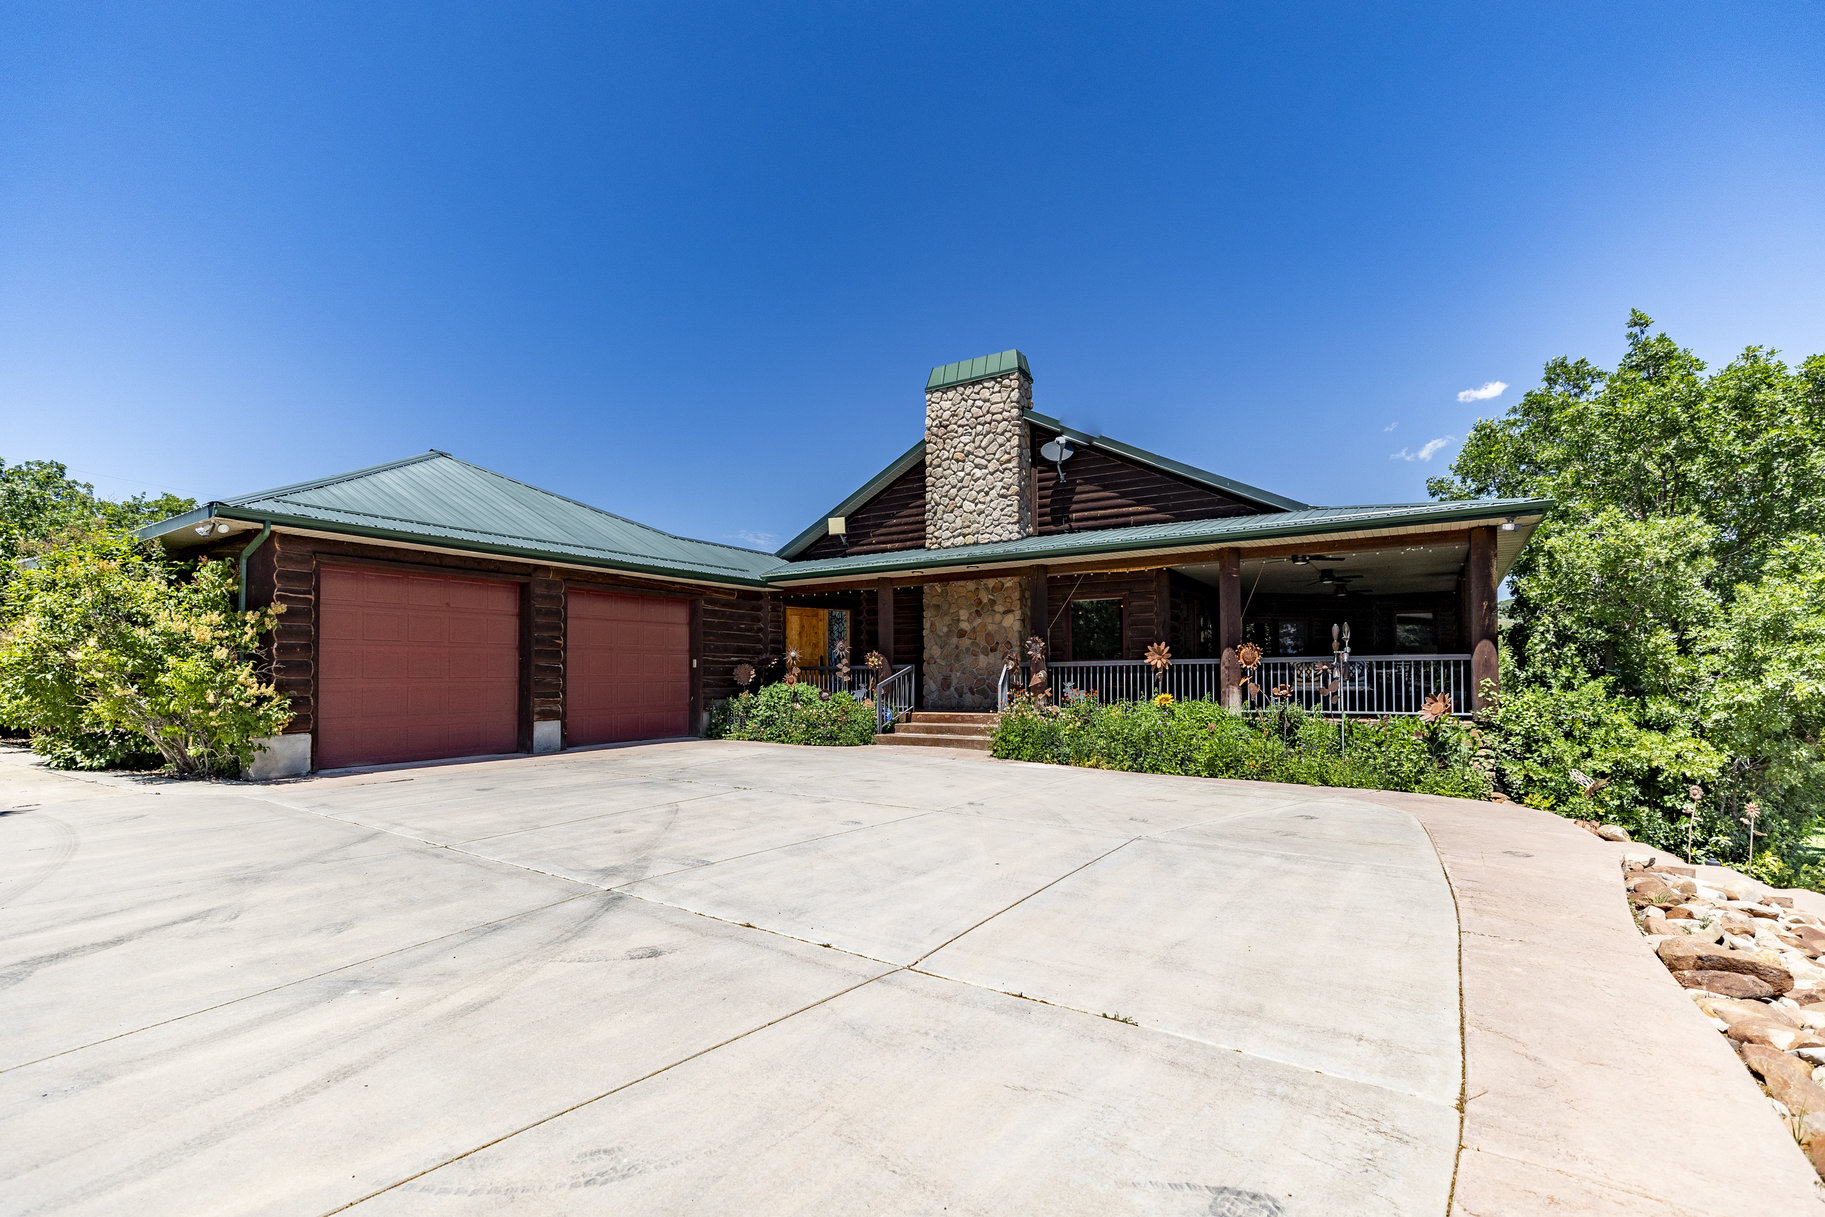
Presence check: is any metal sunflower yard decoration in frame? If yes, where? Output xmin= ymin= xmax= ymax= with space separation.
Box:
xmin=783 ymin=649 xmax=801 ymax=685
xmin=1145 ymin=642 xmax=1172 ymax=671
xmin=1420 ymin=691 xmax=1453 ymax=722
xmin=1236 ymin=642 xmax=1263 ymax=705
xmin=732 ymin=662 xmax=756 ymax=691
xmin=1025 ymin=634 xmax=1049 ymax=701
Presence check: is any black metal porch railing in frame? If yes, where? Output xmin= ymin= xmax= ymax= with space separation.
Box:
xmin=997 ymin=655 xmax=1474 ymax=716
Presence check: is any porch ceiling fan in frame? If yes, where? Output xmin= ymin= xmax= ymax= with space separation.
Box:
xmin=1287 ymin=553 xmax=1350 ymax=565
xmin=1308 ymin=567 xmax=1367 ymax=597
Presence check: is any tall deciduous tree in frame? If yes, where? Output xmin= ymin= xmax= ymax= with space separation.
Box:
xmin=1433 ymin=313 xmax=1825 ymax=866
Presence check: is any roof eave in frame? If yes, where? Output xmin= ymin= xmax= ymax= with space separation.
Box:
xmin=766 ymin=499 xmax=1552 ymax=586
xmin=145 ymin=507 xmax=778 ymax=588
xmin=776 ymin=438 xmax=927 ymax=559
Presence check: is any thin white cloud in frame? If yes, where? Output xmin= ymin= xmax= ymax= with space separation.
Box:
xmin=1457 ymin=380 xmax=1508 ymax=403
xmin=1390 ymin=436 xmax=1455 ymax=462
xmin=1384 ymin=421 xmax=1398 ymax=432
xmin=732 ymin=529 xmax=777 ymax=547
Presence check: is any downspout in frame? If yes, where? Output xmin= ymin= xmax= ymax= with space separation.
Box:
xmin=237 ymin=523 xmax=272 ymax=613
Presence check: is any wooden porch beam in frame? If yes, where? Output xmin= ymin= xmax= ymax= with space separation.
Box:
xmin=1467 ymin=526 xmax=1499 ymax=709
xmin=876 ymin=579 xmax=894 ymax=667
xmin=1217 ymin=548 xmax=1242 ymax=710
xmin=1028 ymin=565 xmax=1048 ymax=652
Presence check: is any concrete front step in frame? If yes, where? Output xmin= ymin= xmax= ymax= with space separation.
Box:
xmin=900 ymin=711 xmax=1000 ymax=725
xmin=874 ymin=731 xmax=993 ymax=751
xmin=890 ymin=721 xmax=994 ymax=738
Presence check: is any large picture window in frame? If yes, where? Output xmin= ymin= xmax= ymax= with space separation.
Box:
xmin=1070 ymin=598 xmax=1123 ymax=660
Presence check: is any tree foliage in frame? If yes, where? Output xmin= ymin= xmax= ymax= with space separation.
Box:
xmin=0 ymin=532 xmax=291 ymax=776
xmin=1 ymin=457 xmax=194 ymax=590
xmin=1433 ymin=312 xmax=1825 ymax=868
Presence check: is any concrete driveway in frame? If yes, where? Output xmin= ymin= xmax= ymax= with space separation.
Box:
xmin=5 ymin=738 xmax=1801 ymax=1215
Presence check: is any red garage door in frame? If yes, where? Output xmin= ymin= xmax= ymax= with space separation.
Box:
xmin=317 ymin=566 xmax=520 ymax=769
xmin=567 ymin=590 xmax=691 ymax=746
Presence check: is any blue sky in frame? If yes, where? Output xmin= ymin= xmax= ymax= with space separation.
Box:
xmin=2 ymin=2 xmax=1821 ymax=551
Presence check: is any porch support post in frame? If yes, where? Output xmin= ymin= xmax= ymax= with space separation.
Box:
xmin=1217 ymin=547 xmax=1242 ymax=710
xmin=1468 ymin=526 xmax=1498 ymax=709
xmin=1027 ymin=565 xmax=1048 ymax=651
xmin=875 ymin=579 xmax=894 ymax=668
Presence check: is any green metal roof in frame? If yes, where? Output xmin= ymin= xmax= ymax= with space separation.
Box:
xmin=139 ymin=452 xmax=786 ymax=585
xmin=925 ymin=349 xmax=1031 ymax=392
xmin=138 ymin=451 xmax=1548 ymax=595
xmin=769 ymin=497 xmax=1552 ymax=584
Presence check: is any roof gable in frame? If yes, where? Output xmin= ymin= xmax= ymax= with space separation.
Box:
xmin=191 ymin=451 xmax=784 ymax=583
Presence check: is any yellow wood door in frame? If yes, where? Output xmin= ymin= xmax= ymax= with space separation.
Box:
xmin=785 ymin=607 xmax=828 ymax=668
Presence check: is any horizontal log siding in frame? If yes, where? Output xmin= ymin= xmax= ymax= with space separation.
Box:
xmin=802 ymin=459 xmax=927 ymax=558
xmin=267 ymin=533 xmax=317 ymax=735
xmin=1042 ymin=570 xmax=1166 ymax=662
xmin=530 ymin=579 xmax=564 ymax=723
xmin=1032 ymin=429 xmax=1268 ymax=535
xmin=701 ymin=590 xmax=770 ymax=703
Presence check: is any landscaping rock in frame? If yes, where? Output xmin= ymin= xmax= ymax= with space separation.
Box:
xmin=1788 ymin=926 xmax=1825 ymax=955
xmin=1677 ymin=971 xmax=1781 ymax=999
xmin=1725 ymin=1017 xmax=1819 ymax=1051
xmin=1595 ymin=824 xmax=1631 ymax=842
xmin=1657 ymin=937 xmax=1795 ymax=993
xmin=1742 ymin=1045 xmax=1825 ymax=1119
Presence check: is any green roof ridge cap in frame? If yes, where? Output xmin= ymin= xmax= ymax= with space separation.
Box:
xmin=925 ymin=349 xmax=1030 ymax=392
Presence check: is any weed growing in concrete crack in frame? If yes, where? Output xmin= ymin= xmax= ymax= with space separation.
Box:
xmin=1101 ymin=1012 xmax=1137 ymax=1025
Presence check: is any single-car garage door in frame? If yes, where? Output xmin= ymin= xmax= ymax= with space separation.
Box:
xmin=317 ymin=566 xmax=521 ymax=769
xmin=567 ymin=590 xmax=691 ymax=746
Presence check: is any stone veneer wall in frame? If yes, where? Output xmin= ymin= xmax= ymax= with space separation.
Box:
xmin=923 ymin=370 xmax=1034 ymax=548
xmin=923 ymin=577 xmax=1027 ymax=711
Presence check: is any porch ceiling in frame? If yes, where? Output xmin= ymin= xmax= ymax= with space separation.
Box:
xmin=1178 ymin=541 xmax=1470 ymax=597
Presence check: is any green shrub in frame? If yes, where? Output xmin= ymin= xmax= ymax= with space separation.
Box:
xmin=707 ymin=681 xmax=875 ymax=747
xmin=1476 ymin=678 xmax=1728 ymax=856
xmin=991 ymin=694 xmax=1491 ymax=800
xmin=0 ymin=531 xmax=292 ymax=777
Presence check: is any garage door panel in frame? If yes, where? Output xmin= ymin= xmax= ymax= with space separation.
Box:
xmin=567 ymin=590 xmax=689 ymax=747
xmin=318 ymin=567 xmax=521 ymax=769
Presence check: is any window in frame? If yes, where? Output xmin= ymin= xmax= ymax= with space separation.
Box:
xmin=1070 ymin=598 xmax=1123 ymax=660
xmin=1276 ymin=619 xmax=1309 ymax=656
xmin=1394 ymin=611 xmax=1437 ymax=653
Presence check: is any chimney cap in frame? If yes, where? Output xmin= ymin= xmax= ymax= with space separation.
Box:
xmin=925 ymin=349 xmax=1031 ymax=393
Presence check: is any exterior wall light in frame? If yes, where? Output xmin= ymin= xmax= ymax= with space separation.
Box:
xmin=1501 ymin=517 xmax=1517 ymax=531
xmin=194 ymin=523 xmax=214 ymax=537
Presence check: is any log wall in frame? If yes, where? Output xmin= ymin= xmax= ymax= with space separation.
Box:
xmin=1032 ymin=428 xmax=1270 ymax=535
xmin=801 ymin=459 xmax=927 ymax=558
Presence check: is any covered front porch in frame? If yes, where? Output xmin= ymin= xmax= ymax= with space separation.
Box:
xmin=766 ymin=520 xmax=1515 ymax=721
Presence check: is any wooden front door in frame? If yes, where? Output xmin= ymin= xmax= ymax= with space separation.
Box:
xmin=785 ymin=607 xmax=828 ymax=667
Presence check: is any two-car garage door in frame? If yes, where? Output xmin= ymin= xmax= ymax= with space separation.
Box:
xmin=317 ymin=566 xmax=690 ymax=770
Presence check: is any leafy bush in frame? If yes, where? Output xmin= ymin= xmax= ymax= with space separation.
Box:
xmin=1477 ymin=677 xmax=1726 ymax=853
xmin=0 ymin=531 xmax=292 ymax=776
xmin=707 ymin=681 xmax=875 ymax=746
xmin=991 ymin=694 xmax=1490 ymax=800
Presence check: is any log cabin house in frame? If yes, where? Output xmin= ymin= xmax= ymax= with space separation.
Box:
xmin=141 ymin=349 xmax=1548 ymax=776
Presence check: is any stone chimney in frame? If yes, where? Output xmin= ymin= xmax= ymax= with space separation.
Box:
xmin=919 ymin=350 xmax=1035 ymax=710
xmin=923 ymin=350 xmax=1034 ymax=549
